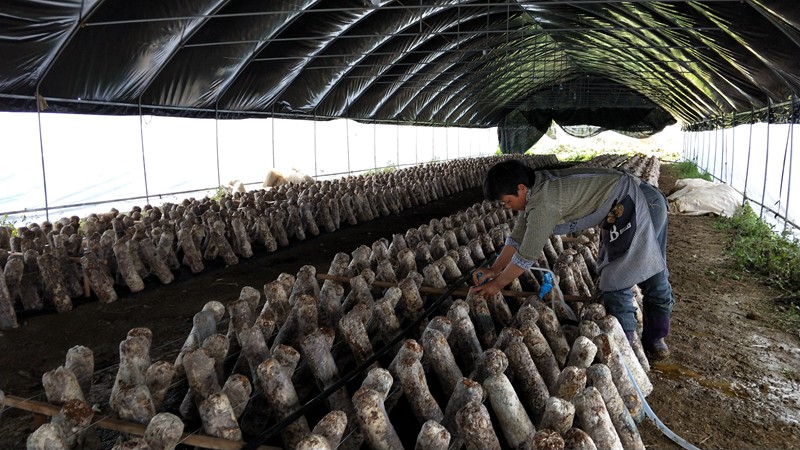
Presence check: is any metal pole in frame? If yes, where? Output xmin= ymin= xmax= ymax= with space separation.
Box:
xmin=698 ymin=128 xmax=703 ymax=166
xmin=445 ymin=125 xmax=449 ymax=161
xmin=743 ymin=113 xmax=754 ymax=205
xmin=760 ymin=104 xmax=771 ymax=218
xmin=713 ymin=123 xmax=719 ymax=180
xmin=681 ymin=132 xmax=693 ymax=161
xmin=214 ymin=106 xmax=221 ymax=189
xmin=730 ymin=113 xmax=736 ymax=188
xmin=470 ymin=129 xmax=473 ymax=156
xmin=346 ymin=119 xmax=351 ymax=175
xmin=415 ymin=125 xmax=419 ymax=164
xmin=457 ymin=127 xmax=460 ymax=159
xmin=271 ymin=110 xmax=276 ymax=169
xmin=698 ymin=128 xmax=704 ymax=167
xmin=786 ymin=97 xmax=795 ymax=233
xmin=720 ymin=123 xmax=724 ymax=181
xmin=431 ymin=126 xmax=435 ymax=161
xmin=374 ymin=119 xmax=377 ymax=169
xmin=396 ymin=120 xmax=400 ymax=167
xmin=314 ymin=113 xmax=318 ymax=177
xmin=705 ymin=127 xmax=711 ymax=173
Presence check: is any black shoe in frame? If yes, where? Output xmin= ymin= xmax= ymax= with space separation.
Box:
xmin=645 ymin=338 xmax=670 ymax=360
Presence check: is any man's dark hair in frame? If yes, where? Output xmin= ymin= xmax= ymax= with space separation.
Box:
xmin=483 ymin=159 xmax=537 ymax=201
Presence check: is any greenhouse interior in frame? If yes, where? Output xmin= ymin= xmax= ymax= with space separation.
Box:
xmin=1 ymin=2 xmax=799 ymax=450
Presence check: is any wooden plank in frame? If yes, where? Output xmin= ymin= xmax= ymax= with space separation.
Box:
xmin=315 ymin=273 xmax=589 ymax=302
xmin=3 ymin=395 xmax=281 ymax=450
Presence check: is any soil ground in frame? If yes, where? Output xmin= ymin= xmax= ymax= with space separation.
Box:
xmin=1 ymin=164 xmax=799 ymax=449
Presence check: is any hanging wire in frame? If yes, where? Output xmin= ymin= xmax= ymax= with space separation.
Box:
xmin=35 ymin=92 xmax=50 ymax=223
xmin=785 ymin=97 xmax=796 ymax=234
xmin=139 ymin=99 xmax=151 ymax=205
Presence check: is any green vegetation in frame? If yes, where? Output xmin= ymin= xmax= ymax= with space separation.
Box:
xmin=0 ymin=214 xmax=22 ymax=236
xmin=211 ymin=186 xmax=227 ymax=201
xmin=525 ymin=144 xmax=680 ymax=163
xmin=714 ymin=202 xmax=800 ymax=294
xmin=714 ymin=202 xmax=800 ymax=335
xmin=673 ymin=160 xmax=713 ymax=181
xmin=782 ymin=366 xmax=799 ymax=383
xmin=363 ymin=161 xmax=398 ymax=176
xmin=715 ymin=203 xmax=800 ymax=334
xmin=527 ymin=144 xmax=603 ymax=162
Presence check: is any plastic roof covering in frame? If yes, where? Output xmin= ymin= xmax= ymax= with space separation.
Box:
xmin=1 ymin=0 xmax=799 ymax=131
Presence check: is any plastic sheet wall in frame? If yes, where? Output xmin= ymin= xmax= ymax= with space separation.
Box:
xmin=684 ymin=122 xmax=799 ymax=234
xmin=0 ymin=113 xmax=498 ymax=225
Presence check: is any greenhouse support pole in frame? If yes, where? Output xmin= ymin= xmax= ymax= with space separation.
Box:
xmin=373 ymin=119 xmax=377 ymax=170
xmin=313 ymin=112 xmax=318 ymax=177
xmin=696 ymin=128 xmax=702 ymax=166
xmin=214 ymin=105 xmax=221 ymax=189
xmin=431 ymin=126 xmax=435 ymax=161
xmin=713 ymin=123 xmax=719 ymax=180
xmin=457 ymin=127 xmax=461 ymax=159
xmin=684 ymin=131 xmax=689 ymax=161
xmin=271 ymin=107 xmax=276 ymax=169
xmin=743 ymin=113 xmax=754 ymax=205
xmin=700 ymin=129 xmax=705 ymax=167
xmin=415 ymin=125 xmax=419 ymax=164
xmin=777 ymin=110 xmax=792 ymax=228
xmin=719 ymin=122 xmax=725 ymax=182
xmin=760 ymin=103 xmax=772 ymax=218
xmin=694 ymin=129 xmax=699 ymax=163
xmin=707 ymin=127 xmax=711 ymax=171
xmin=445 ymin=125 xmax=449 ymax=161
xmin=138 ymin=99 xmax=150 ymax=205
xmin=396 ymin=120 xmax=400 ymax=167
xmin=721 ymin=122 xmax=726 ymax=181
xmin=730 ymin=113 xmax=736 ymax=187
xmin=696 ymin=129 xmax=701 ymax=164
xmin=785 ymin=97 xmax=795 ymax=233
xmin=682 ymin=129 xmax=687 ymax=161
xmin=346 ymin=118 xmax=351 ymax=175
xmin=35 ymin=91 xmax=50 ymax=222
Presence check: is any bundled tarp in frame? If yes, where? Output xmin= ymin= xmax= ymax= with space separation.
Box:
xmin=667 ymin=179 xmax=741 ymax=218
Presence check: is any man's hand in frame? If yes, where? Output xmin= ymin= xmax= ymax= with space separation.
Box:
xmin=472 ymin=268 xmax=496 ymax=286
xmin=470 ymin=280 xmax=501 ymax=298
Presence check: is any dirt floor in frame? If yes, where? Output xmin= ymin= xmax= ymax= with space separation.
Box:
xmin=1 ymin=165 xmax=799 ymax=449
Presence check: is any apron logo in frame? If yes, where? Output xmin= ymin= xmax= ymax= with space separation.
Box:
xmin=601 ymin=194 xmax=636 ymax=262
xmin=609 ymin=222 xmax=632 ymax=242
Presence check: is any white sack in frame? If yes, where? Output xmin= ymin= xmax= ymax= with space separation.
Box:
xmin=667 ymin=178 xmax=741 ymax=217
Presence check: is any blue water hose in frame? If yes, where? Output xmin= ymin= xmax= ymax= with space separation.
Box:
xmin=624 ymin=362 xmax=702 ymax=450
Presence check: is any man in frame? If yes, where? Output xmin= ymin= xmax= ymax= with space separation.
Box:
xmin=471 ymin=158 xmax=673 ymax=359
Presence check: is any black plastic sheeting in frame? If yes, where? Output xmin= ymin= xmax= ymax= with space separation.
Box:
xmin=1 ymin=1 xmax=799 ymax=150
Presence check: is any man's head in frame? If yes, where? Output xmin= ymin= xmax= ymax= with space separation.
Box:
xmin=483 ymin=159 xmax=536 ymax=201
